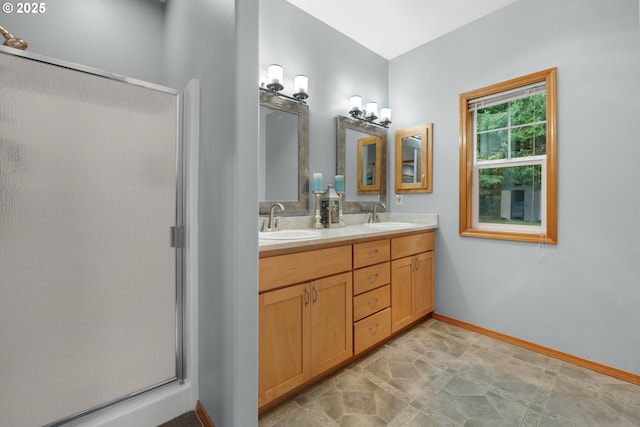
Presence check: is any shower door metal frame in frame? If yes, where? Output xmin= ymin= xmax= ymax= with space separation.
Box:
xmin=0 ymin=45 xmax=186 ymax=427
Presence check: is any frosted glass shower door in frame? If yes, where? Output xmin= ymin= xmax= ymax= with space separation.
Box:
xmin=0 ymin=50 xmax=182 ymax=426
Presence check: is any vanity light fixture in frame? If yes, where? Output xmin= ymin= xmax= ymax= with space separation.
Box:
xmin=266 ymin=64 xmax=284 ymax=92
xmin=349 ymin=95 xmax=363 ymax=117
xmin=365 ymin=102 xmax=378 ymax=120
xmin=349 ymin=95 xmax=391 ymax=128
xmin=260 ymin=64 xmax=309 ymax=104
xmin=293 ymin=75 xmax=309 ymax=101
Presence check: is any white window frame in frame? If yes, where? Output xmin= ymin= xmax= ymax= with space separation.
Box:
xmin=472 ymin=158 xmax=546 ymax=234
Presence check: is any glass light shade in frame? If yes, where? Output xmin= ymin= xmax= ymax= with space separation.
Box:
xmin=267 ymin=64 xmax=283 ymax=85
xmin=350 ymin=95 xmax=362 ymax=111
xmin=380 ymin=107 xmax=391 ymax=122
xmin=365 ymin=102 xmax=378 ymax=118
xmin=294 ymin=75 xmax=308 ymax=94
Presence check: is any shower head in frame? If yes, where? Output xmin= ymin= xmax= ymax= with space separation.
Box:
xmin=0 ymin=25 xmax=28 ymax=50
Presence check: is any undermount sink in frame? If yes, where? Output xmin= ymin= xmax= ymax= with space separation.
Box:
xmin=363 ymin=221 xmax=416 ymax=230
xmin=259 ymin=229 xmax=321 ymax=241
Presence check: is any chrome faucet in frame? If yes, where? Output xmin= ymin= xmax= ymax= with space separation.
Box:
xmin=265 ymin=202 xmax=285 ymax=231
xmin=369 ymin=202 xmax=386 ymax=223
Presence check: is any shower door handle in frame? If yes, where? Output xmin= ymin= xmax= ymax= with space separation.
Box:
xmin=170 ymin=226 xmax=185 ymax=248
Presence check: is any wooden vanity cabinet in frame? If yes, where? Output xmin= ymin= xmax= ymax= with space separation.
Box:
xmin=390 ymin=231 xmax=435 ymax=332
xmin=352 ymin=239 xmax=392 ymax=355
xmin=259 ymin=230 xmax=436 ymax=410
xmin=258 ymin=246 xmax=353 ymax=408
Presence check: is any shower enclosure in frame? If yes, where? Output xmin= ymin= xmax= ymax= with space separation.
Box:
xmin=0 ymin=46 xmax=186 ymax=426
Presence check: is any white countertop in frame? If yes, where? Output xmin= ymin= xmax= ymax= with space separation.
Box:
xmin=258 ymin=212 xmax=438 ymax=253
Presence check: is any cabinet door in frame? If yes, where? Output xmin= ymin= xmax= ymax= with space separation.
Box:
xmin=394 ymin=124 xmax=433 ymax=194
xmin=391 ymin=256 xmax=414 ymax=332
xmin=310 ymin=272 xmax=353 ymax=376
xmin=259 ymin=283 xmax=310 ymax=406
xmin=413 ymin=251 xmax=434 ymax=318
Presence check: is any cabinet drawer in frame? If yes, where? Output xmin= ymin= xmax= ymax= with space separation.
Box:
xmin=354 ymin=308 xmax=391 ymax=355
xmin=353 ymin=285 xmax=390 ymax=322
xmin=353 ymin=262 xmax=390 ymax=295
xmin=353 ymin=239 xmax=390 ymax=269
xmin=260 ymin=245 xmax=352 ymax=292
xmin=391 ymin=231 xmax=434 ymax=259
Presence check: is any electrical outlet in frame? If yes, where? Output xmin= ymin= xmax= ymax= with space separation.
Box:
xmin=395 ymin=194 xmax=403 ymax=205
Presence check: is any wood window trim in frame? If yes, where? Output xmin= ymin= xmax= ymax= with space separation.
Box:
xmin=459 ymin=68 xmax=557 ymax=244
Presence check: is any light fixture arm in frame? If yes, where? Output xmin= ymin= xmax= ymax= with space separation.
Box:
xmin=259 ymin=85 xmax=308 ymax=104
xmin=348 ymin=109 xmax=391 ymax=128
xmin=348 ymin=95 xmax=391 ymax=128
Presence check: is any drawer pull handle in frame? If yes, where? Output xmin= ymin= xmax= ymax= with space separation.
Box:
xmin=368 ymin=322 xmax=380 ymax=334
xmin=367 ymin=298 xmax=379 ymax=309
xmin=367 ymin=273 xmax=379 ymax=283
xmin=367 ymin=249 xmax=379 ymax=256
xmin=304 ymin=285 xmax=310 ymax=306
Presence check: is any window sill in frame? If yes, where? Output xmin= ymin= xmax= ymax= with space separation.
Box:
xmin=460 ymin=228 xmax=556 ymax=245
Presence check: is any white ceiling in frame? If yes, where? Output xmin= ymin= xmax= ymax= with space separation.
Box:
xmin=285 ymin=0 xmax=518 ymax=60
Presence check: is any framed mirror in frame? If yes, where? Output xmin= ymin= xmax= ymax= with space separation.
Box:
xmin=337 ymin=115 xmax=387 ymax=213
xmin=394 ymin=123 xmax=433 ymax=193
xmin=259 ymin=91 xmax=309 ymax=215
xmin=357 ymin=135 xmax=381 ymax=194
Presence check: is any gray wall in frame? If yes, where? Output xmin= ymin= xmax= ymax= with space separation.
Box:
xmin=259 ymin=0 xmax=388 ymax=214
xmin=164 ymin=1 xmax=259 ymax=426
xmin=1 ymin=0 xmax=165 ymax=84
xmin=389 ymin=0 xmax=640 ymax=375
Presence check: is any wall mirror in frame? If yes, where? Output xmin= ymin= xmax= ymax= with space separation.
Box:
xmin=259 ymin=91 xmax=309 ymax=215
xmin=337 ymin=115 xmax=387 ymax=213
xmin=395 ymin=123 xmax=433 ymax=193
xmin=357 ymin=135 xmax=381 ymax=194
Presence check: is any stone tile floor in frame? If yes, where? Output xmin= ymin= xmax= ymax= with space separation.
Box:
xmin=259 ymin=319 xmax=640 ymax=427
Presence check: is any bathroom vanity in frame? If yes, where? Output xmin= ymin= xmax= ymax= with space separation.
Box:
xmin=258 ymin=218 xmax=437 ymax=411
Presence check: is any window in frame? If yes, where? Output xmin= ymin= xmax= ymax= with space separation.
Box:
xmin=459 ymin=68 xmax=557 ymax=244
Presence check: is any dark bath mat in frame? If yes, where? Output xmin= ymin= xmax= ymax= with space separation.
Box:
xmin=158 ymin=410 xmax=202 ymax=427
